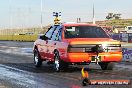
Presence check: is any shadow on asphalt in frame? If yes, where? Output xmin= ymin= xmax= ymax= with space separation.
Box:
xmin=0 ymin=62 xmax=112 ymax=74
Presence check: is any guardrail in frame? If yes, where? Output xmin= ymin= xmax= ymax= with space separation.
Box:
xmin=0 ymin=35 xmax=38 ymax=41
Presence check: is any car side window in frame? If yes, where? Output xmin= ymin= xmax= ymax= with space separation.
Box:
xmin=56 ymin=28 xmax=62 ymax=41
xmin=51 ymin=26 xmax=62 ymax=41
xmin=45 ymin=26 xmax=56 ymax=39
xmin=51 ymin=26 xmax=61 ymax=41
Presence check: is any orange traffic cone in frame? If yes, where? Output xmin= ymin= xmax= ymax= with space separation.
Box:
xmin=81 ymin=67 xmax=91 ymax=86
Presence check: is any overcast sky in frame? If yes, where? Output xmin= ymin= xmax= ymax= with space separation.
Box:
xmin=0 ymin=0 xmax=132 ymax=29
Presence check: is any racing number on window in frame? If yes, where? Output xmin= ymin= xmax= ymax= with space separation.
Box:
xmin=51 ymin=26 xmax=62 ymax=41
xmin=56 ymin=28 xmax=62 ymax=41
xmin=45 ymin=26 xmax=56 ymax=39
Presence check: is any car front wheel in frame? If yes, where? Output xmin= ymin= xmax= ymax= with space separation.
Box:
xmin=34 ymin=49 xmax=42 ymax=67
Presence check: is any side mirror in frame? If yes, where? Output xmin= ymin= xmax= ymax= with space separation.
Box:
xmin=40 ymin=35 xmax=49 ymax=40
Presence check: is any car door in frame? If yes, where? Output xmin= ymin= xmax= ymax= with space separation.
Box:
xmin=39 ymin=26 xmax=56 ymax=60
xmin=49 ymin=25 xmax=68 ymax=61
xmin=44 ymin=26 xmax=58 ymax=60
xmin=47 ymin=25 xmax=62 ymax=60
xmin=55 ymin=26 xmax=68 ymax=60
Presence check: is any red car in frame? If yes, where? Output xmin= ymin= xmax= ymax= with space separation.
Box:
xmin=33 ymin=23 xmax=122 ymax=71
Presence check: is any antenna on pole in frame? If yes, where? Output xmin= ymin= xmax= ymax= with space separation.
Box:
xmin=92 ymin=3 xmax=95 ymax=24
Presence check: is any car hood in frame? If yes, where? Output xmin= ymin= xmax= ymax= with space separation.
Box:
xmin=63 ymin=38 xmax=120 ymax=45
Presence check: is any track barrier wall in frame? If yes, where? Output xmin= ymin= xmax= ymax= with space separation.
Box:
xmin=112 ymin=33 xmax=132 ymax=42
xmin=0 ymin=35 xmax=38 ymax=41
xmin=0 ymin=33 xmax=132 ymax=42
xmin=122 ymin=48 xmax=132 ymax=62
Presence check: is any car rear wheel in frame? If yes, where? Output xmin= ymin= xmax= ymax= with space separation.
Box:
xmin=34 ymin=49 xmax=42 ymax=67
xmin=99 ymin=62 xmax=114 ymax=70
xmin=54 ymin=51 xmax=68 ymax=72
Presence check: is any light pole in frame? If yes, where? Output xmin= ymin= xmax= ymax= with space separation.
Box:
xmin=40 ymin=0 xmax=43 ymax=30
xmin=9 ymin=0 xmax=13 ymax=35
xmin=92 ymin=0 xmax=95 ymax=24
xmin=92 ymin=3 xmax=95 ymax=24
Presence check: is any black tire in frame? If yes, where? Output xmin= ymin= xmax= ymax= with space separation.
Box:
xmin=60 ymin=59 xmax=69 ymax=71
xmin=34 ymin=49 xmax=42 ymax=67
xmin=99 ymin=62 xmax=114 ymax=70
xmin=54 ymin=51 xmax=68 ymax=72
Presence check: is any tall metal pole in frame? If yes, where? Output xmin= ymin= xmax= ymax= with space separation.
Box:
xmin=92 ymin=3 xmax=95 ymax=24
xmin=9 ymin=0 xmax=13 ymax=35
xmin=40 ymin=0 xmax=43 ymax=30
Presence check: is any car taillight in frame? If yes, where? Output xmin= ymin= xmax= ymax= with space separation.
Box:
xmin=67 ymin=45 xmax=85 ymax=53
xmin=106 ymin=47 xmax=122 ymax=52
xmin=67 ymin=44 xmax=122 ymax=53
xmin=103 ymin=44 xmax=122 ymax=52
xmin=68 ymin=47 xmax=86 ymax=53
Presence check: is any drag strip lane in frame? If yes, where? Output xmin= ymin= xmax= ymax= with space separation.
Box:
xmin=0 ymin=51 xmax=81 ymax=88
xmin=0 ymin=51 xmax=132 ymax=88
xmin=0 ymin=41 xmax=132 ymax=88
xmin=0 ymin=64 xmax=82 ymax=88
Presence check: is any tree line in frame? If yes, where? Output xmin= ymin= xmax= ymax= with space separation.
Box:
xmin=106 ymin=13 xmax=121 ymax=20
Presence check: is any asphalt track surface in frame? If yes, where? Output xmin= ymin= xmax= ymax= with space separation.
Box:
xmin=0 ymin=41 xmax=131 ymax=88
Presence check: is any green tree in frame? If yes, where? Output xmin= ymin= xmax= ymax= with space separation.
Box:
xmin=106 ymin=13 xmax=121 ymax=20
xmin=113 ymin=14 xmax=121 ymax=19
xmin=106 ymin=13 xmax=114 ymax=20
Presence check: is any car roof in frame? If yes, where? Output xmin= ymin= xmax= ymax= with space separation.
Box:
xmin=62 ymin=22 xmax=97 ymax=27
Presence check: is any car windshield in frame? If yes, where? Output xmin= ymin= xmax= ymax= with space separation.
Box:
xmin=64 ymin=26 xmax=109 ymax=38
